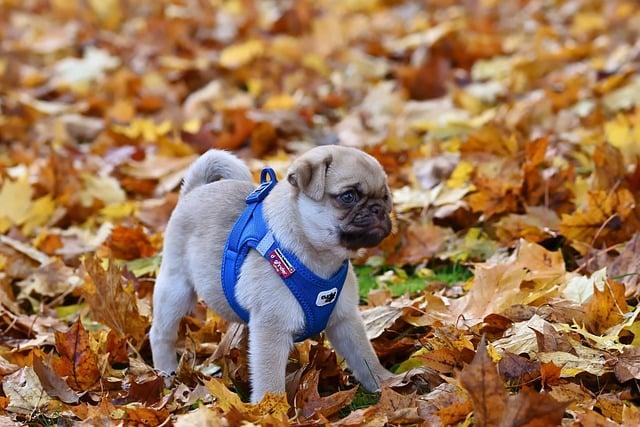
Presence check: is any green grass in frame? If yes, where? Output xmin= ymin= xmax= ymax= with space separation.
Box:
xmin=355 ymin=263 xmax=472 ymax=301
xmin=338 ymin=387 xmax=380 ymax=418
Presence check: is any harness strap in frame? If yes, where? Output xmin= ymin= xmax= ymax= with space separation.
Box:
xmin=220 ymin=168 xmax=348 ymax=342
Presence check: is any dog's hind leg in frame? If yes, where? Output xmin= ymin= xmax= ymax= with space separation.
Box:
xmin=150 ymin=267 xmax=196 ymax=374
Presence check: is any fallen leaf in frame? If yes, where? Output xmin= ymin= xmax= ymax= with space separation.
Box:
xmin=219 ymin=40 xmax=265 ymax=69
xmin=126 ymin=375 xmax=164 ymax=405
xmin=500 ymin=387 xmax=567 ymax=427
xmin=51 ymin=46 xmax=120 ymax=87
xmin=614 ymin=347 xmax=640 ymax=383
xmin=295 ymin=369 xmax=357 ymax=419
xmin=51 ymin=319 xmax=101 ymax=391
xmin=106 ymin=225 xmax=156 ymax=260
xmin=82 ymin=255 xmax=149 ymax=346
xmin=458 ymin=337 xmax=507 ymax=427
xmin=417 ymin=383 xmax=473 ymax=426
xmin=175 ymin=406 xmax=226 ymax=427
xmin=1 ymin=367 xmax=51 ymax=415
xmin=361 ymin=299 xmax=406 ymax=340
xmin=32 ymin=355 xmax=80 ymax=404
xmin=583 ymin=279 xmax=628 ymax=335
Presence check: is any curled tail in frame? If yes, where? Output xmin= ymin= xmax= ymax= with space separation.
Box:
xmin=181 ymin=150 xmax=252 ymax=196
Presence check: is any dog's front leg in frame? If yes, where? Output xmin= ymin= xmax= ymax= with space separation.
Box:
xmin=248 ymin=317 xmax=294 ymax=403
xmin=326 ymin=311 xmax=393 ymax=392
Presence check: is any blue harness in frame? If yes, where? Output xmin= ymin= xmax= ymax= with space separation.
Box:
xmin=221 ymin=168 xmax=349 ymax=342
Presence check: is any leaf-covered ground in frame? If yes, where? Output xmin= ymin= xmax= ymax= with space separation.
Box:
xmin=2 ymin=0 xmax=640 ymax=425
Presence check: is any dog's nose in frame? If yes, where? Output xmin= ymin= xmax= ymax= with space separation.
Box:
xmin=370 ymin=204 xmax=385 ymax=220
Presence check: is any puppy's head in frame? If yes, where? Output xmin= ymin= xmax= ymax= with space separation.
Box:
xmin=286 ymin=146 xmax=392 ymax=252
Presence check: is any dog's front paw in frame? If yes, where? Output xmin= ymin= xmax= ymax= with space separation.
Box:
xmin=359 ymin=369 xmax=395 ymax=393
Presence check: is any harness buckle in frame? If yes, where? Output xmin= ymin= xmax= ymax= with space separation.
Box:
xmin=246 ymin=167 xmax=278 ymax=204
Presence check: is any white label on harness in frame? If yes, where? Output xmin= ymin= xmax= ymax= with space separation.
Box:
xmin=316 ymin=288 xmax=338 ymax=307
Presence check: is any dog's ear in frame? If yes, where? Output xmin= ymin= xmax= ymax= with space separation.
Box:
xmin=287 ymin=152 xmax=333 ymax=201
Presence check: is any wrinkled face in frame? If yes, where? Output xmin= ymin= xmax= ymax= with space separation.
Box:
xmin=287 ymin=146 xmax=393 ymax=252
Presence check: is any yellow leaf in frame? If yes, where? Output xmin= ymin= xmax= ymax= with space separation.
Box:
xmin=263 ymin=94 xmax=296 ymax=111
xmin=0 ymin=176 xmax=33 ymax=226
xmin=204 ymin=378 xmax=245 ymax=412
xmin=302 ymin=54 xmax=329 ymax=76
xmin=182 ymin=118 xmax=201 ymax=134
xmin=247 ymin=78 xmax=263 ymax=97
xmin=88 ymin=0 xmax=122 ymax=30
xmin=446 ymin=161 xmax=474 ymax=188
xmin=605 ymin=114 xmax=633 ymax=148
xmin=99 ymin=201 xmax=136 ymax=220
xmin=22 ymin=195 xmax=55 ymax=235
xmin=604 ymin=113 xmax=640 ymax=163
xmin=204 ymin=378 xmax=289 ymax=422
xmin=219 ymin=40 xmax=264 ymax=69
xmin=80 ymin=174 xmax=127 ymax=207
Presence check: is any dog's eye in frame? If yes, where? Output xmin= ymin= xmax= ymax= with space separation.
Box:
xmin=338 ymin=190 xmax=358 ymax=205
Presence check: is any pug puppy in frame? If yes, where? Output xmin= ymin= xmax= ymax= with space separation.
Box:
xmin=150 ymin=146 xmax=394 ymax=402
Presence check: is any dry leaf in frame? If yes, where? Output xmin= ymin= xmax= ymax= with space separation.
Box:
xmin=458 ymin=337 xmax=507 ymax=427
xmin=51 ymin=319 xmax=101 ymax=391
xmin=82 ymin=255 xmax=149 ymax=346
xmin=1 ymin=367 xmax=51 ymax=415
xmin=32 ymin=355 xmax=80 ymax=404
xmin=295 ymin=369 xmax=357 ymax=419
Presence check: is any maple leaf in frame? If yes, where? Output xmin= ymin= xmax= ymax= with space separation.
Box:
xmin=499 ymin=387 xmax=567 ymax=427
xmin=82 ymin=255 xmax=149 ymax=346
xmin=51 ymin=319 xmax=101 ymax=391
xmin=105 ymin=224 xmax=157 ymax=260
xmin=1 ymin=367 xmax=51 ymax=415
xmin=417 ymin=383 xmax=473 ymax=426
xmin=614 ymin=347 xmax=640 ymax=383
xmin=458 ymin=337 xmax=508 ymax=427
xmin=560 ymin=188 xmax=640 ymax=252
xmin=204 ymin=378 xmax=289 ymax=424
xmin=32 ymin=355 xmax=80 ymax=404
xmin=583 ymin=279 xmax=628 ymax=335
xmin=294 ymin=368 xmax=358 ymax=419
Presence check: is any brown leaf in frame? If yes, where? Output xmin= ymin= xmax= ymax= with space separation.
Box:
xmin=595 ymin=393 xmax=623 ymax=424
xmin=105 ymin=329 xmax=129 ymax=365
xmin=106 ymin=225 xmax=156 ymax=260
xmin=539 ymin=362 xmax=562 ymax=388
xmin=51 ymin=319 xmax=101 ymax=391
xmin=418 ymin=383 xmax=473 ymax=426
xmin=82 ymin=255 xmax=149 ymax=346
xmin=500 ymin=387 xmax=567 ymax=427
xmin=419 ymin=348 xmax=464 ymax=374
xmin=614 ymin=346 xmax=640 ymax=383
xmin=0 ymin=357 xmax=19 ymax=376
xmin=572 ymin=409 xmax=619 ymax=427
xmin=560 ymin=189 xmax=640 ymax=252
xmin=294 ymin=369 xmax=357 ymax=419
xmin=534 ymin=322 xmax=576 ymax=354
xmin=126 ymin=375 xmax=164 ymax=405
xmin=497 ymin=353 xmax=540 ymax=385
xmin=396 ymin=54 xmax=451 ymax=100
xmin=583 ymin=279 xmax=628 ymax=335
xmin=376 ymin=386 xmax=421 ymax=424
xmin=593 ymin=144 xmax=626 ymax=191
xmin=33 ymin=355 xmax=80 ymax=404
xmin=608 ymin=233 xmax=640 ymax=298
xmin=458 ymin=336 xmax=508 ymax=427
xmin=388 ymin=222 xmax=453 ymax=265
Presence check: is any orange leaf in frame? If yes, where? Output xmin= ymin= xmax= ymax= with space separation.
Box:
xmin=583 ymin=279 xmax=628 ymax=335
xmin=51 ymin=319 xmax=101 ymax=391
xmin=458 ymin=337 xmax=507 ymax=427
xmin=106 ymin=225 xmax=156 ymax=260
xmin=82 ymin=255 xmax=149 ymax=346
xmin=295 ymin=369 xmax=357 ymax=419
